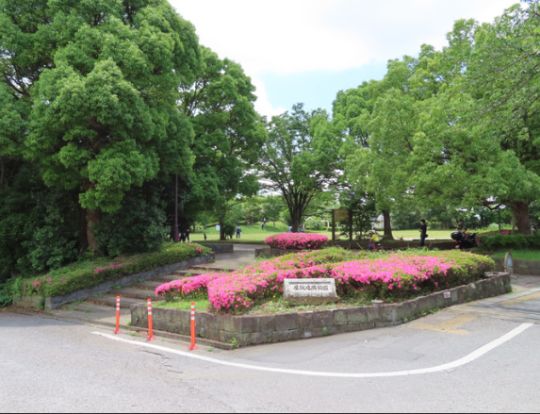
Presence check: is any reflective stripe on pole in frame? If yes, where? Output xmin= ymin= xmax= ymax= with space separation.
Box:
xmin=114 ymin=296 xmax=121 ymax=335
xmin=189 ymin=302 xmax=196 ymax=351
xmin=147 ymin=298 xmax=154 ymax=342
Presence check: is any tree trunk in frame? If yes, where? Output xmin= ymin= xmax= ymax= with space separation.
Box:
xmin=348 ymin=208 xmax=354 ymax=249
xmin=79 ymin=206 xmax=89 ymax=252
xmin=86 ymin=209 xmax=100 ymax=255
xmin=511 ymin=202 xmax=530 ymax=235
xmin=219 ymin=218 xmax=226 ymax=241
xmin=290 ymin=207 xmax=303 ymax=233
xmin=0 ymin=157 xmax=4 ymax=188
xmin=383 ymin=210 xmax=394 ymax=240
xmin=172 ymin=174 xmax=180 ymax=242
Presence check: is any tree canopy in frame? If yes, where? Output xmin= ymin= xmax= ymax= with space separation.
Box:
xmin=261 ymin=104 xmax=342 ymax=232
xmin=337 ymin=2 xmax=540 ymax=235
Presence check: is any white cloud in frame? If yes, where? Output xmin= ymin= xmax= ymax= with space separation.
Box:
xmin=251 ymin=78 xmax=287 ymax=117
xmin=170 ymin=0 xmax=517 ymax=114
xmin=171 ymin=0 xmax=516 ymax=74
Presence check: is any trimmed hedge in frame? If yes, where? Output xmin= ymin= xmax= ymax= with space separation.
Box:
xmin=16 ymin=243 xmax=212 ymax=298
xmin=479 ymin=233 xmax=540 ymax=250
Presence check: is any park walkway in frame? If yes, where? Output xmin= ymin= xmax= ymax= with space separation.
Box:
xmin=47 ymin=245 xmax=259 ymax=331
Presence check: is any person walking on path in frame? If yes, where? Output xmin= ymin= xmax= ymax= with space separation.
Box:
xmin=236 ymin=226 xmax=242 ymax=239
xmin=420 ymin=219 xmax=428 ymax=247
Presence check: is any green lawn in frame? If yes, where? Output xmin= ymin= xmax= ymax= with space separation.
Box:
xmin=189 ymin=223 xmax=454 ymax=243
xmin=155 ymin=298 xmax=210 ymax=311
xmin=492 ymin=250 xmax=540 ymax=262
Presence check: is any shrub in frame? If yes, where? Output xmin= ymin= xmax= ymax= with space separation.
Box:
xmin=479 ymin=233 xmax=539 ymax=250
xmin=19 ymin=243 xmax=212 ymax=299
xmin=156 ymin=249 xmax=494 ymax=314
xmin=265 ymin=233 xmax=329 ymax=250
xmin=96 ymin=190 xmax=168 ymax=257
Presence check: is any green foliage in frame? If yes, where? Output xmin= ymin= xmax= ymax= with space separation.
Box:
xmin=23 ymin=206 xmax=79 ymax=274
xmin=276 ymin=247 xmax=360 ymax=266
xmin=305 ymin=216 xmax=327 ymax=231
xmin=479 ymin=234 xmax=540 ymax=251
xmin=0 ymin=165 xmax=81 ymax=281
xmin=0 ymin=280 xmax=14 ymax=307
xmin=337 ymin=5 xmax=540 ymax=235
xmin=0 ymin=0 xmax=264 ymax=273
xmin=18 ymin=243 xmax=211 ymax=298
xmin=261 ymin=104 xmax=342 ymax=231
xmin=1 ymin=0 xmax=201 ymax=253
xmin=96 ymin=188 xmax=168 ymax=257
xmin=179 ymin=47 xmax=265 ymax=237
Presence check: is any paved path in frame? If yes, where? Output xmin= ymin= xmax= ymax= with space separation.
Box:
xmin=1 ymin=275 xmax=539 ymax=412
xmin=47 ymin=246 xmax=258 ymax=330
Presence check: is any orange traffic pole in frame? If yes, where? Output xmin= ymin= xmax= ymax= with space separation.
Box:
xmin=147 ymin=298 xmax=154 ymax=342
xmin=114 ymin=296 xmax=121 ymax=335
xmin=189 ymin=302 xmax=196 ymax=351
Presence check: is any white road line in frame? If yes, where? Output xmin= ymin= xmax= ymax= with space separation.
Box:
xmin=92 ymin=323 xmax=534 ymax=379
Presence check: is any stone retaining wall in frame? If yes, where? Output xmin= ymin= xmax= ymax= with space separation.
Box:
xmin=131 ymin=272 xmax=511 ymax=349
xmin=199 ymin=243 xmax=234 ymax=254
xmin=494 ymin=258 xmax=540 ymax=275
xmin=15 ymin=254 xmax=215 ymax=311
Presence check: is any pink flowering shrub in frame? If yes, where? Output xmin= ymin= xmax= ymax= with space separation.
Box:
xmin=265 ymin=233 xmax=329 ymax=250
xmin=156 ymin=249 xmax=494 ymax=313
xmin=155 ymin=273 xmax=225 ymax=299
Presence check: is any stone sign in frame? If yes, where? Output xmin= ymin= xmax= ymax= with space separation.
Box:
xmin=284 ymin=279 xmax=339 ymax=304
xmin=504 ymin=252 xmax=514 ymax=275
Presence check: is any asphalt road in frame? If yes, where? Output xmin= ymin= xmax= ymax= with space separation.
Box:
xmin=1 ymin=277 xmax=540 ymax=413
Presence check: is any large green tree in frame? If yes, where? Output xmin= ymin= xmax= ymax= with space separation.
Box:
xmin=466 ymin=3 xmax=540 ymax=233
xmin=0 ymin=0 xmax=201 ymax=252
xmin=410 ymin=11 xmax=540 ymax=234
xmin=179 ymin=47 xmax=265 ymax=240
xmin=261 ymin=104 xmax=342 ymax=232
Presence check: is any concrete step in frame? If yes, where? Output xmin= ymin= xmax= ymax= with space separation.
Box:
xmin=190 ymin=266 xmax=234 ymax=273
xmin=88 ymin=295 xmax=142 ymax=310
xmin=138 ymin=280 xmax=169 ymax=290
xmin=57 ymin=302 xmax=130 ymax=321
xmin=157 ymin=273 xmax=195 ymax=282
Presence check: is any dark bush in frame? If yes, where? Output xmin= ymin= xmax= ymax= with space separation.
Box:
xmin=479 ymin=233 xmax=540 ymax=250
xmin=96 ymin=190 xmax=168 ymax=257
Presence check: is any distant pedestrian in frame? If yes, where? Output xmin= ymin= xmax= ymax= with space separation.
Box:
xmin=420 ymin=219 xmax=428 ymax=247
xmin=236 ymin=226 xmax=242 ymax=239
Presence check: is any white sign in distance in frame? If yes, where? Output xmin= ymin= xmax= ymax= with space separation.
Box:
xmin=284 ymin=279 xmax=339 ymax=304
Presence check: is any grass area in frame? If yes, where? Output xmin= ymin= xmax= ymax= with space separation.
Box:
xmin=155 ymin=298 xmax=210 ymax=311
xmin=393 ymin=229 xmax=452 ymax=240
xmin=247 ymin=297 xmax=373 ymax=315
xmin=152 ymin=297 xmax=374 ymax=314
xmin=492 ymin=250 xmax=540 ymax=262
xmin=189 ymin=223 xmax=456 ymax=242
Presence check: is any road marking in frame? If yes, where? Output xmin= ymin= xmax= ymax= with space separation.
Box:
xmin=501 ymin=291 xmax=540 ymax=307
xmin=411 ymin=314 xmax=477 ymax=336
xmin=92 ymin=323 xmax=533 ymax=379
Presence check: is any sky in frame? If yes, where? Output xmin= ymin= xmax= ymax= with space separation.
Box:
xmin=170 ymin=0 xmax=519 ymax=117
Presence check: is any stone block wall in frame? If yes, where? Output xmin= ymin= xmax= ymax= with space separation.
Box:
xmin=131 ymin=272 xmax=511 ymax=349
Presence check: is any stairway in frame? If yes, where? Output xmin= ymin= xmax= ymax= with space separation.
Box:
xmin=47 ymin=249 xmax=257 ymax=331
